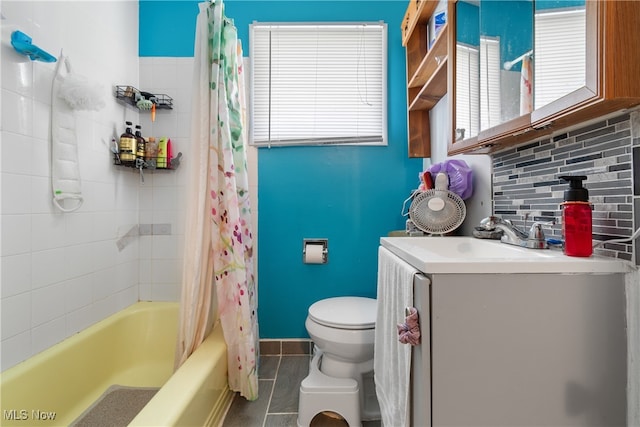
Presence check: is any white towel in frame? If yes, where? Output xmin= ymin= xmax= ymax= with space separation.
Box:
xmin=51 ymin=53 xmax=83 ymax=212
xmin=374 ymin=246 xmax=418 ymax=427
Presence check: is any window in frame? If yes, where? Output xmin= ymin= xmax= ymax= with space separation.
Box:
xmin=250 ymin=23 xmax=387 ymax=147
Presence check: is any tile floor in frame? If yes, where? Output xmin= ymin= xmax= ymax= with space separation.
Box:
xmin=222 ymin=341 xmax=381 ymax=427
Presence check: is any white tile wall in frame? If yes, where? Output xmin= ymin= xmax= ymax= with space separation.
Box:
xmin=137 ymin=57 xmax=190 ymax=304
xmin=0 ymin=0 xmax=140 ymax=371
xmin=1 ymin=5 xmax=259 ymax=371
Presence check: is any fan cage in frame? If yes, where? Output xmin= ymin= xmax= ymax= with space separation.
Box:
xmin=408 ymin=190 xmax=466 ymax=235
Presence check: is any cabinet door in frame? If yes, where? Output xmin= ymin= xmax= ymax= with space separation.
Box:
xmin=479 ymin=1 xmax=533 ymax=132
xmin=531 ymin=0 xmax=592 ymax=125
xmin=452 ymin=0 xmax=480 ymax=143
xmin=411 ymin=274 xmax=431 ymax=426
xmin=450 ymin=0 xmax=534 ymax=153
xmin=431 ymin=273 xmax=626 ymax=426
xmin=531 ymin=0 xmax=640 ymax=129
xmin=454 ymin=0 xmax=586 ymax=133
xmin=449 ymin=0 xmax=640 ymax=155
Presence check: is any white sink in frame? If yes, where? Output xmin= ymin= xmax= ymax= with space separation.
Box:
xmin=380 ymin=236 xmax=632 ymax=274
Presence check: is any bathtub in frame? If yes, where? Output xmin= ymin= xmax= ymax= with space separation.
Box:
xmin=0 ymin=302 xmax=233 ymax=426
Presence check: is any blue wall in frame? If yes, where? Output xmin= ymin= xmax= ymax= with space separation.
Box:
xmin=457 ymin=1 xmax=479 ymax=47
xmin=140 ymin=0 xmax=423 ymax=338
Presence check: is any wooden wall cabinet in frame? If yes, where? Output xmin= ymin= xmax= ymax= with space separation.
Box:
xmin=402 ymin=0 xmax=449 ymax=158
xmin=448 ymin=0 xmax=640 ymax=156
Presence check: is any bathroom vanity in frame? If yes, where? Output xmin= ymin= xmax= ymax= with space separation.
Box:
xmin=381 ymin=237 xmax=630 ymax=426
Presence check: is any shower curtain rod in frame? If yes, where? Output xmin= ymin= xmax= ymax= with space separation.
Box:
xmin=503 ymin=49 xmax=533 ymax=70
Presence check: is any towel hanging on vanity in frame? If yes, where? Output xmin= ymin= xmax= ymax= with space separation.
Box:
xmin=374 ymin=246 xmax=418 ymax=427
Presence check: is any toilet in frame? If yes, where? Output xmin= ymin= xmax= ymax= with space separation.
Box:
xmin=297 ymin=296 xmax=380 ymax=427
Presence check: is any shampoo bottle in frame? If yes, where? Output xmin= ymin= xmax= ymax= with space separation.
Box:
xmin=166 ymin=138 xmax=173 ymax=169
xmin=118 ymin=121 xmax=136 ymax=166
xmin=134 ymin=125 xmax=146 ymax=165
xmin=560 ymin=175 xmax=592 ymax=257
xmin=145 ymin=137 xmax=158 ymax=169
xmin=157 ymin=137 xmax=168 ymax=168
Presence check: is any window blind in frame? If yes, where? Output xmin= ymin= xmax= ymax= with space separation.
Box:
xmin=480 ymin=37 xmax=501 ymax=131
xmin=534 ymin=8 xmax=586 ymax=109
xmin=250 ymin=23 xmax=387 ymax=146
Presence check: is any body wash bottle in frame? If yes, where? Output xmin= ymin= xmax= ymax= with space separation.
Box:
xmin=118 ymin=121 xmax=136 ymax=166
xmin=157 ymin=137 xmax=168 ymax=168
xmin=560 ymin=175 xmax=592 ymax=257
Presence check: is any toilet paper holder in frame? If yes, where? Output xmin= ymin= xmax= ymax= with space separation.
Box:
xmin=303 ymin=239 xmax=328 ymax=264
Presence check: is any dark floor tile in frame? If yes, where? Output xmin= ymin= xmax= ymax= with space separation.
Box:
xmin=260 ymin=355 xmax=280 ymax=380
xmin=268 ymin=355 xmax=310 ymax=413
xmin=260 ymin=340 xmax=281 ymax=355
xmin=282 ymin=340 xmax=312 ymax=355
xmin=265 ymin=413 xmax=299 ymax=426
xmin=222 ymin=351 xmax=380 ymax=427
xmin=222 ymin=379 xmax=273 ymax=427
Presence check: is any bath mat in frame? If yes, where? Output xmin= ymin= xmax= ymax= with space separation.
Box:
xmin=70 ymin=385 xmax=158 ymax=427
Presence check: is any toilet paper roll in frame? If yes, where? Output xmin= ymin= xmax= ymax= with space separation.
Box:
xmin=304 ymin=244 xmax=325 ymax=264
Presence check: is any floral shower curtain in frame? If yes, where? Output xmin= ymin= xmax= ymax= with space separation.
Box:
xmin=175 ymin=0 xmax=258 ymax=400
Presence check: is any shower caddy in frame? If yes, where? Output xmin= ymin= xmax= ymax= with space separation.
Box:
xmin=112 ymin=85 xmax=181 ymax=175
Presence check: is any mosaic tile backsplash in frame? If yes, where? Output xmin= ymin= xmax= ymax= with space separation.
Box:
xmin=492 ymin=111 xmax=639 ymax=264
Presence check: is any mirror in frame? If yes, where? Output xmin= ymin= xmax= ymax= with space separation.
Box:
xmin=533 ymin=0 xmax=586 ymax=109
xmin=454 ymin=0 xmax=587 ymax=146
xmin=455 ymin=0 xmax=533 ymax=141
xmin=479 ymin=0 xmax=533 ymax=130
xmin=455 ymin=0 xmax=480 ymax=141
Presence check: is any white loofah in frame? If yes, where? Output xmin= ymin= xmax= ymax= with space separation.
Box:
xmin=57 ymin=70 xmax=105 ymax=111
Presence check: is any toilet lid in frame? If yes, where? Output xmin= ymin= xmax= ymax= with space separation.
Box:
xmin=308 ymin=297 xmax=377 ymax=330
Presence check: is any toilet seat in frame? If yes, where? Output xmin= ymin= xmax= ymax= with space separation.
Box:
xmin=308 ymin=297 xmax=377 ymax=330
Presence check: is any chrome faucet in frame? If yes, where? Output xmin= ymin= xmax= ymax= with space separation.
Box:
xmin=479 ymin=216 xmax=554 ymax=249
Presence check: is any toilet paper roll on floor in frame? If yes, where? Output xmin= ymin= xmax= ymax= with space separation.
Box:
xmin=304 ymin=244 xmax=326 ymax=264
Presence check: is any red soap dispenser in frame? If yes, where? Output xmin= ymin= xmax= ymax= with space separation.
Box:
xmin=560 ymin=175 xmax=592 ymax=257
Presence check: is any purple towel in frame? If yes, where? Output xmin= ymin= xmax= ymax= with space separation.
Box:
xmin=397 ymin=307 xmax=420 ymax=345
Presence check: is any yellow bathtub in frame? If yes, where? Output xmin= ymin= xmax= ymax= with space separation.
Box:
xmin=0 ymin=302 xmax=233 ymax=426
